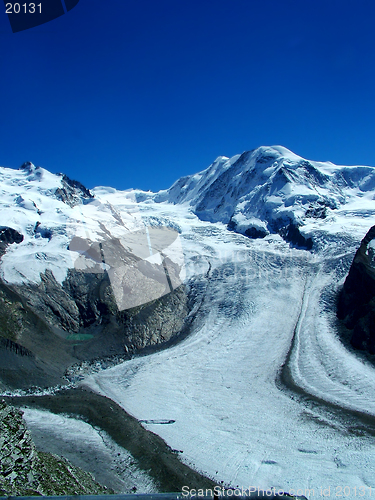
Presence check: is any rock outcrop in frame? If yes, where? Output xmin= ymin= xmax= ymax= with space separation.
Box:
xmin=55 ymin=173 xmax=94 ymax=207
xmin=0 ymin=400 xmax=111 ymax=496
xmin=337 ymin=225 xmax=375 ymax=353
xmin=0 ymin=267 xmax=189 ymax=390
xmin=0 ymin=227 xmax=23 ymax=258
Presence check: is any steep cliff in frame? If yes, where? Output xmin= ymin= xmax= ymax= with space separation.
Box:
xmin=0 ymin=269 xmax=188 ymax=390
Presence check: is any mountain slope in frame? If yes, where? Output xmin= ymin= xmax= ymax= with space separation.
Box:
xmin=0 ymin=400 xmax=111 ymax=496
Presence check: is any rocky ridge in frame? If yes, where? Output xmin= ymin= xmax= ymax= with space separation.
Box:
xmin=0 ymin=260 xmax=189 ymax=390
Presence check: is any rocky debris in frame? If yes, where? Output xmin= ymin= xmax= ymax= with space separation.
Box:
xmin=337 ymin=225 xmax=375 ymax=353
xmin=0 ymin=399 xmax=111 ymax=496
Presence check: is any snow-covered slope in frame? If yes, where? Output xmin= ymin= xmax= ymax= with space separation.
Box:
xmin=0 ymin=163 xmax=174 ymax=286
xmin=0 ymin=161 xmax=94 ymax=284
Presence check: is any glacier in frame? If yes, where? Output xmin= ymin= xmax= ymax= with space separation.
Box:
xmin=82 ymin=200 xmax=375 ymax=495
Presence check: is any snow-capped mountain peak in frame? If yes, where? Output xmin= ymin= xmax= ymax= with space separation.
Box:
xmin=152 ymin=145 xmax=375 ymax=249
xmin=0 ymin=163 xmax=93 ymax=207
xmin=0 ymin=163 xmax=96 ymax=284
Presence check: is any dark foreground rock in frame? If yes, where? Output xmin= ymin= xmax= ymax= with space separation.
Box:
xmin=0 ymin=399 xmax=111 ymax=496
xmin=337 ymin=225 xmax=375 ymax=353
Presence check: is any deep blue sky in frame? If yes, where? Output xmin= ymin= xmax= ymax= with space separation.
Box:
xmin=1 ymin=0 xmax=375 ymax=191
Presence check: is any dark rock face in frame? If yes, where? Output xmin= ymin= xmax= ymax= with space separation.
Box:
xmin=0 ymin=227 xmax=23 ymax=257
xmin=227 ymin=219 xmax=268 ymax=239
xmin=244 ymin=226 xmax=268 ymax=239
xmin=55 ymin=174 xmax=94 ymax=207
xmin=279 ymin=223 xmax=313 ymax=250
xmin=337 ymin=225 xmax=375 ymax=353
xmin=0 ymin=266 xmax=189 ymax=390
xmin=19 ymin=161 xmax=35 ymax=171
xmin=0 ymin=227 xmax=23 ymax=245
